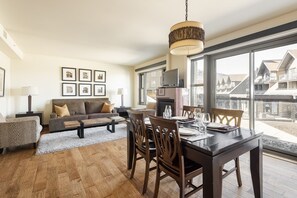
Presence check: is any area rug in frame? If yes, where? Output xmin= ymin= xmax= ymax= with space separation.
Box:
xmin=36 ymin=123 xmax=127 ymax=155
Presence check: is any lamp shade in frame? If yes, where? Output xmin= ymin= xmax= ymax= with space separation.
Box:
xmin=169 ymin=21 xmax=205 ymax=55
xmin=117 ymin=88 xmax=127 ymax=95
xmin=22 ymin=86 xmax=39 ymax=96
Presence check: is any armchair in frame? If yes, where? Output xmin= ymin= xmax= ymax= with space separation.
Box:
xmin=0 ymin=113 xmax=43 ymax=152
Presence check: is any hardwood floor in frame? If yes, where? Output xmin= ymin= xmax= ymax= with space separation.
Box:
xmin=1 ymin=137 xmax=297 ymax=197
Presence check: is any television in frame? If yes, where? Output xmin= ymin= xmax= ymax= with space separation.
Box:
xmin=162 ymin=69 xmax=179 ymax=87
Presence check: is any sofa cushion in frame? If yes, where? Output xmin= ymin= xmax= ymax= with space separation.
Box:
xmin=85 ymin=101 xmax=105 ymax=114
xmin=54 ymin=104 xmax=70 ymax=117
xmin=101 ymin=102 xmax=114 ymax=113
xmin=67 ymin=101 xmax=86 ymax=115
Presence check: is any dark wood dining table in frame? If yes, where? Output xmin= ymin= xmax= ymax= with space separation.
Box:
xmin=126 ymin=121 xmax=263 ymax=198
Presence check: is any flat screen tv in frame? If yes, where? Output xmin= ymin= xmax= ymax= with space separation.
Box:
xmin=162 ymin=69 xmax=179 ymax=87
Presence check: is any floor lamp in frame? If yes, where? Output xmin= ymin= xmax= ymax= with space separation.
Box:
xmin=22 ymin=86 xmax=39 ymax=114
xmin=117 ymin=88 xmax=126 ymax=108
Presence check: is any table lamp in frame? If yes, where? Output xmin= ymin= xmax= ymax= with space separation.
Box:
xmin=22 ymin=86 xmax=39 ymax=114
xmin=117 ymin=88 xmax=127 ymax=108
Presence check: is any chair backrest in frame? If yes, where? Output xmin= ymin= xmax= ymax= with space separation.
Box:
xmin=182 ymin=105 xmax=203 ymax=118
xmin=210 ymin=108 xmax=244 ymax=127
xmin=149 ymin=116 xmax=183 ymax=175
xmin=128 ymin=110 xmax=149 ymax=153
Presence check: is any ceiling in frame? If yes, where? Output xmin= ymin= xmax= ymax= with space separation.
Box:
xmin=0 ymin=0 xmax=297 ymax=66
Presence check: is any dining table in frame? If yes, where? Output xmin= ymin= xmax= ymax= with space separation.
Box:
xmin=126 ymin=119 xmax=263 ymax=198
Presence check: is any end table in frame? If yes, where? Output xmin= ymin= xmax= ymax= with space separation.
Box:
xmin=115 ymin=107 xmax=131 ymax=119
xmin=15 ymin=111 xmax=43 ymax=126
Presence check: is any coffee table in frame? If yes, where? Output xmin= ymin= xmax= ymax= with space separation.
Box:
xmin=64 ymin=117 xmax=117 ymax=138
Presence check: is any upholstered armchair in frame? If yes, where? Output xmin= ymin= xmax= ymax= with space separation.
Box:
xmin=0 ymin=113 xmax=43 ymax=151
xmin=131 ymin=102 xmax=156 ymax=118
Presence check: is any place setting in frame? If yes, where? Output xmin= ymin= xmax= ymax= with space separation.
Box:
xmin=178 ymin=112 xmax=214 ymax=142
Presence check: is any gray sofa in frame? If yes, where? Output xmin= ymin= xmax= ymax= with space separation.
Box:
xmin=49 ymin=98 xmax=119 ymax=132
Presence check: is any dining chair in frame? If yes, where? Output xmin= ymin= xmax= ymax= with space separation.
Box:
xmin=149 ymin=115 xmax=203 ymax=198
xmin=182 ymin=105 xmax=204 ymax=118
xmin=127 ymin=110 xmax=156 ymax=194
xmin=210 ymin=108 xmax=244 ymax=187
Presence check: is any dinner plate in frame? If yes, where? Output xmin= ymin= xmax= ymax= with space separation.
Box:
xmin=207 ymin=122 xmax=228 ymax=129
xmin=171 ymin=116 xmax=188 ymax=120
xmin=179 ymin=128 xmax=198 ymax=136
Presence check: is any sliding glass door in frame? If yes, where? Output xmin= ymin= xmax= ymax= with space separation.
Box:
xmin=254 ymin=43 xmax=297 ymax=155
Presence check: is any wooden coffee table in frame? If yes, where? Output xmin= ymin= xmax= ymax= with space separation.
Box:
xmin=64 ymin=117 xmax=116 ymax=138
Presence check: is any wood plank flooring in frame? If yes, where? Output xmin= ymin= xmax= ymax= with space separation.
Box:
xmin=1 ymin=137 xmax=297 ymax=197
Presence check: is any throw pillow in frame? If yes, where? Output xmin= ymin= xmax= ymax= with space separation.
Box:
xmin=101 ymin=102 xmax=114 ymax=113
xmin=54 ymin=104 xmax=70 ymax=117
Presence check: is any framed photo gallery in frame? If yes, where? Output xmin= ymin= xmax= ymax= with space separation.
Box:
xmin=61 ymin=67 xmax=106 ymax=96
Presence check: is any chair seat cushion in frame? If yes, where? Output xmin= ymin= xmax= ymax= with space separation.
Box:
xmin=184 ymin=158 xmax=202 ymax=174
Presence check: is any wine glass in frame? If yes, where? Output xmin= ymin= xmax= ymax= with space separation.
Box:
xmin=201 ymin=113 xmax=211 ymax=126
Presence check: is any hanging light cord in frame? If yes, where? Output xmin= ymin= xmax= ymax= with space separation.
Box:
xmin=185 ymin=0 xmax=188 ymax=21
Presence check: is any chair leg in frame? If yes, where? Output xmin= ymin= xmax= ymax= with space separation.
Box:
xmin=179 ymin=181 xmax=185 ymax=198
xmin=235 ymin=157 xmax=242 ymax=187
xmin=142 ymin=159 xmax=150 ymax=194
xmin=33 ymin=143 xmax=37 ymax=149
xmin=130 ymin=152 xmax=137 ymax=179
xmin=153 ymin=167 xmax=161 ymax=198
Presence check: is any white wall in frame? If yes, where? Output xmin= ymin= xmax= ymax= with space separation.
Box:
xmin=10 ymin=53 xmax=132 ymax=124
xmin=0 ymin=51 xmax=11 ymax=117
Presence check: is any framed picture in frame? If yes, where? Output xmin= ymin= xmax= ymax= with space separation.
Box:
xmin=94 ymin=84 xmax=106 ymax=96
xmin=94 ymin=70 xmax=106 ymax=83
xmin=79 ymin=83 xmax=92 ymax=96
xmin=62 ymin=67 xmax=76 ymax=81
xmin=62 ymin=83 xmax=77 ymax=96
xmin=157 ymin=88 xmax=165 ymax=96
xmin=0 ymin=67 xmax=5 ymax=97
xmin=79 ymin=69 xmax=92 ymax=82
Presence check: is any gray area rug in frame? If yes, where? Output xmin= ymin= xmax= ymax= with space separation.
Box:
xmin=36 ymin=123 xmax=127 ymax=155
xmin=263 ymin=135 xmax=297 ymax=157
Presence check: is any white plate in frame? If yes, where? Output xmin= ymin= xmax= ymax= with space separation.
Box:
xmin=179 ymin=128 xmax=198 ymax=136
xmin=207 ymin=122 xmax=228 ymax=129
xmin=171 ymin=116 xmax=188 ymax=120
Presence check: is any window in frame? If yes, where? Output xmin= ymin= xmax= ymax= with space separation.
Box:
xmin=215 ymin=54 xmax=250 ymax=128
xmin=138 ymin=68 xmax=165 ymax=105
xmin=254 ymin=43 xmax=297 ymax=156
xmin=190 ymin=59 xmax=204 ymax=106
xmin=190 ymin=24 xmax=297 ymax=156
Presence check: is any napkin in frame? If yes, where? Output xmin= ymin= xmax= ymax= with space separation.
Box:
xmin=207 ymin=123 xmax=238 ymax=133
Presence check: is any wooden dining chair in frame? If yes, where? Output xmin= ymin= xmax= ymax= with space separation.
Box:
xmin=210 ymin=108 xmax=244 ymax=187
xmin=127 ymin=110 xmax=156 ymax=194
xmin=149 ymin=115 xmax=203 ymax=198
xmin=182 ymin=105 xmax=204 ymax=118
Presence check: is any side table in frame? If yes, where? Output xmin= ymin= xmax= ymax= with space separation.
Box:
xmin=15 ymin=111 xmax=43 ymax=126
xmin=115 ymin=107 xmax=131 ymax=119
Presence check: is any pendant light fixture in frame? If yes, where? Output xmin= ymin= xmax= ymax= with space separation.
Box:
xmin=169 ymin=0 xmax=205 ymax=55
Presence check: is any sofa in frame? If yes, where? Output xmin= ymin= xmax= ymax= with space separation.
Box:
xmin=49 ymin=98 xmax=119 ymax=132
xmin=0 ymin=113 xmax=42 ymax=151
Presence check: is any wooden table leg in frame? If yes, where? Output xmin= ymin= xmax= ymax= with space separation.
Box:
xmin=250 ymin=139 xmax=263 ymax=198
xmin=202 ymin=159 xmax=223 ymax=198
xmin=79 ymin=121 xmax=84 ymax=138
xmin=107 ymin=119 xmax=115 ymax=133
